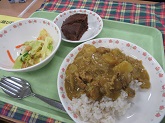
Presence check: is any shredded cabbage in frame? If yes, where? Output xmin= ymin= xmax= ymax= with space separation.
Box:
xmin=13 ymin=29 xmax=53 ymax=69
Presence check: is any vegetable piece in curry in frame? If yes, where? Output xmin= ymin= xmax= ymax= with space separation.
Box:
xmin=65 ymin=44 xmax=150 ymax=101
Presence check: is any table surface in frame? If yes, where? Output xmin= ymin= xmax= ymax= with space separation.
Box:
xmin=0 ymin=0 xmax=158 ymax=18
xmin=0 ymin=0 xmax=160 ymax=123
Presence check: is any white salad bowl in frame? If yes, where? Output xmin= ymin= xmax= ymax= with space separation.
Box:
xmin=54 ymin=9 xmax=103 ymax=43
xmin=0 ymin=18 xmax=61 ymax=72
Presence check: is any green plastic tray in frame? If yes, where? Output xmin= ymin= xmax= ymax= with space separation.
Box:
xmin=0 ymin=11 xmax=164 ymax=123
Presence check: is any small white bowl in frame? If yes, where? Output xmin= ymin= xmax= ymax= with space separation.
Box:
xmin=54 ymin=9 xmax=103 ymax=43
xmin=0 ymin=18 xmax=61 ymax=72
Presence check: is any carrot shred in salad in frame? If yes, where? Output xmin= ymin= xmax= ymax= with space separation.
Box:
xmin=15 ymin=44 xmax=24 ymax=48
xmin=7 ymin=50 xmax=15 ymax=63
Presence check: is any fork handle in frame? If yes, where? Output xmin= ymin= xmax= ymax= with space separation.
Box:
xmin=32 ymin=93 xmax=66 ymax=112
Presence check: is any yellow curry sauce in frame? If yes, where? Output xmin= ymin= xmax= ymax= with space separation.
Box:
xmin=65 ymin=44 xmax=150 ymax=101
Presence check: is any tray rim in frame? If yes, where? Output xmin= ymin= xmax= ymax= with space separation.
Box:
xmin=0 ymin=11 xmax=164 ymax=123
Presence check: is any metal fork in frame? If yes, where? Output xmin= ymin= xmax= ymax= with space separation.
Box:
xmin=0 ymin=76 xmax=65 ymax=112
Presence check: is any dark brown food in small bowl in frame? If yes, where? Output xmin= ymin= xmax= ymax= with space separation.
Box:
xmin=61 ymin=14 xmax=88 ymax=41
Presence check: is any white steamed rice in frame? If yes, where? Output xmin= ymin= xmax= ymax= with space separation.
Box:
xmin=70 ymin=80 xmax=142 ymax=123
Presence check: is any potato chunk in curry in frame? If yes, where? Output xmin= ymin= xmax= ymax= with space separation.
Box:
xmin=65 ymin=44 xmax=150 ymax=101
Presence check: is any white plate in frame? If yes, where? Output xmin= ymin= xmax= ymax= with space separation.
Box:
xmin=54 ymin=9 xmax=103 ymax=43
xmin=0 ymin=18 xmax=61 ymax=72
xmin=57 ymin=38 xmax=165 ymax=123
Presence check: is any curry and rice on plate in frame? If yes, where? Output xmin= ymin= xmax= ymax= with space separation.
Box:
xmin=64 ymin=44 xmax=151 ymax=123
